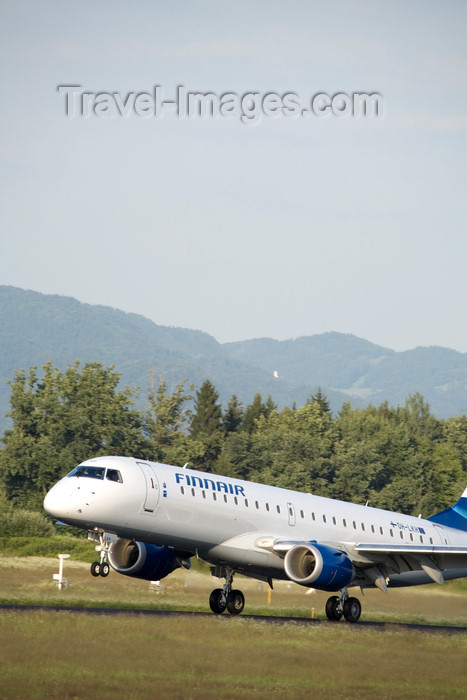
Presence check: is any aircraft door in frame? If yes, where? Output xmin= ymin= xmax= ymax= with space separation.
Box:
xmin=137 ymin=462 xmax=160 ymax=513
xmin=432 ymin=523 xmax=450 ymax=545
xmin=287 ymin=502 xmax=296 ymax=527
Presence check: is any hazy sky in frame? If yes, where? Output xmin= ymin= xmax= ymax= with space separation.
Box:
xmin=1 ymin=1 xmax=466 ymax=351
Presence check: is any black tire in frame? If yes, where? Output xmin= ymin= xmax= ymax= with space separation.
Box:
xmin=343 ymin=597 xmax=362 ymax=623
xmin=209 ymin=588 xmax=226 ymax=614
xmin=90 ymin=562 xmax=101 ymax=577
xmin=226 ymin=589 xmax=245 ymax=615
xmin=325 ymin=595 xmax=343 ymax=621
xmin=100 ymin=562 xmax=110 ymax=577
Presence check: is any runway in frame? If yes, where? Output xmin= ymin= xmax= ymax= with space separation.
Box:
xmin=1 ymin=604 xmax=466 ymax=635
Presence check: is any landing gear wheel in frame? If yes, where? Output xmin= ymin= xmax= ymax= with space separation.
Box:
xmin=226 ymin=589 xmax=245 ymax=615
xmin=100 ymin=562 xmax=110 ymax=577
xmin=343 ymin=597 xmax=362 ymax=623
xmin=90 ymin=561 xmax=101 ymax=577
xmin=209 ymin=588 xmax=227 ymax=614
xmin=325 ymin=595 xmax=343 ymax=621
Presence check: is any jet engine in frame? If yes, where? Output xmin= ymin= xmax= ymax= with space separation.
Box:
xmin=284 ymin=543 xmax=354 ymax=592
xmin=108 ymin=538 xmax=189 ymax=581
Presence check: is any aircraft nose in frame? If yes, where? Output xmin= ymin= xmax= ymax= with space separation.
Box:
xmin=43 ymin=483 xmax=66 ymax=518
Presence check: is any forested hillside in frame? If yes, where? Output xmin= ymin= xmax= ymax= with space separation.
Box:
xmin=223 ymin=335 xmax=467 ymax=417
xmin=1 ymin=287 xmax=467 ymax=438
xmin=0 ymin=286 xmax=314 ymax=434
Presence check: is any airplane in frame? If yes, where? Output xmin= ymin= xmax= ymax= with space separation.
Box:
xmin=43 ymin=455 xmax=467 ymax=622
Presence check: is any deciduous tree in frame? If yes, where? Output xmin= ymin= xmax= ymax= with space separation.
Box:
xmin=0 ymin=361 xmax=148 ymax=507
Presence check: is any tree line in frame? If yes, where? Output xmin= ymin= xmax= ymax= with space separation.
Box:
xmin=1 ymin=361 xmax=466 ymax=517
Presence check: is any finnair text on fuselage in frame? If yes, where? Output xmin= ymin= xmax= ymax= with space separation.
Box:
xmin=175 ymin=472 xmax=246 ymax=497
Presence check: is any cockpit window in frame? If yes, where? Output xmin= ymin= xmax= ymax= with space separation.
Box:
xmin=106 ymin=469 xmax=123 ymax=483
xmin=68 ymin=466 xmax=105 ymax=480
xmin=67 ymin=465 xmax=124 ymax=482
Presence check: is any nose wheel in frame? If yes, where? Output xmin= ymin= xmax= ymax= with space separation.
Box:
xmin=209 ymin=567 xmax=245 ymax=615
xmin=90 ymin=560 xmax=110 ymax=577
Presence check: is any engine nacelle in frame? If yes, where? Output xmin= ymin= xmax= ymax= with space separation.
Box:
xmin=284 ymin=543 xmax=354 ymax=592
xmin=108 ymin=538 xmax=185 ymax=581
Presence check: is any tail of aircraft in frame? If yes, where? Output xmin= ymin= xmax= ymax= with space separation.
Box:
xmin=428 ymin=485 xmax=467 ymax=531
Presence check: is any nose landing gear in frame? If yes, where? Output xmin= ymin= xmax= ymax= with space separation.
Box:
xmin=209 ymin=566 xmax=245 ymax=615
xmin=90 ymin=560 xmax=110 ymax=577
xmin=89 ymin=531 xmax=112 ymax=578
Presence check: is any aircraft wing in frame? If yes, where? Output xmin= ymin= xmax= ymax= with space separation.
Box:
xmin=351 ymin=542 xmax=467 ymax=587
xmin=354 ymin=543 xmax=467 ymax=556
xmin=266 ymin=538 xmax=467 ymax=589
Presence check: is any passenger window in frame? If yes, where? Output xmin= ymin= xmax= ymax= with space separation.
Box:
xmin=332 ymin=516 xmax=337 ymax=525
xmin=277 ymin=505 xmax=281 ymax=514
xmin=400 ymin=530 xmax=404 ymax=539
xmin=300 ymin=510 xmax=305 ymax=519
xmin=191 ymin=488 xmax=196 ymax=496
xmin=361 ymin=523 xmax=365 ymax=531
xmin=343 ymin=519 xmax=347 ymax=527
xmin=255 ymin=501 xmax=260 ymax=509
xmin=312 ymin=513 xmax=316 ymax=521
xmin=234 ymin=497 xmax=238 ymax=505
xmin=371 ymin=525 xmax=375 ymax=533
xmin=353 ymin=521 xmax=357 ymax=530
xmin=380 ymin=526 xmax=384 ymax=535
xmin=180 ymin=486 xmax=185 ymax=495
xmin=245 ymin=499 xmax=249 ymax=507
xmin=390 ymin=529 xmax=394 ymax=537
xmin=224 ymin=494 xmax=228 ymax=503
xmin=266 ymin=503 xmax=270 ymax=512
xmin=323 ymin=515 xmax=327 ymax=523
xmin=213 ymin=492 xmax=217 ymax=501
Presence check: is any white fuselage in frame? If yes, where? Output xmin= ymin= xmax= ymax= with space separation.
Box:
xmin=44 ymin=455 xmax=467 ymax=587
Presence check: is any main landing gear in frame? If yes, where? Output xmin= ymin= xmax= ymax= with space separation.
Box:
xmin=209 ymin=566 xmax=245 ymax=615
xmin=325 ymin=588 xmax=362 ymax=623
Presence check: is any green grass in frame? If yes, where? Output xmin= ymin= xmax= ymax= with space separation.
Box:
xmin=0 ymin=554 xmax=466 ymax=698
xmin=0 ymin=553 xmax=466 ymax=624
xmin=0 ymin=535 xmax=98 ymax=560
xmin=0 ymin=611 xmax=466 ymax=699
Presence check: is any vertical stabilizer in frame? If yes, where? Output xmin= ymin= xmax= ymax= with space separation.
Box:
xmin=428 ymin=486 xmax=467 ymax=531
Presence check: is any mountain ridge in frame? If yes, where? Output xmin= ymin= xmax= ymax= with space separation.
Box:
xmin=0 ymin=286 xmax=466 ymax=436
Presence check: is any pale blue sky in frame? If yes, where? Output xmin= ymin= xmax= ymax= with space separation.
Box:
xmin=1 ymin=0 xmax=466 ymax=351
